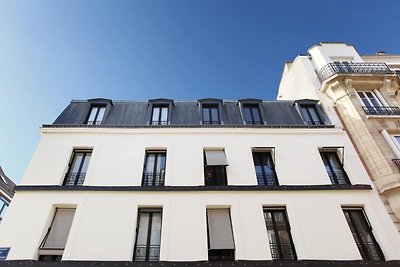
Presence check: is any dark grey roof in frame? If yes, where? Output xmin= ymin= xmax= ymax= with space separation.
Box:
xmin=50 ymin=99 xmax=331 ymax=128
xmin=0 ymin=165 xmax=16 ymax=199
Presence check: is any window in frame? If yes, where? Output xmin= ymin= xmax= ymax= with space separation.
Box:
xmin=63 ymin=150 xmax=92 ymax=186
xmin=242 ymin=104 xmax=263 ymax=125
xmin=202 ymin=104 xmax=220 ymax=125
xmin=357 ymin=91 xmax=382 ymax=108
xmin=151 ymin=105 xmax=169 ymax=125
xmin=263 ymin=208 xmax=296 ymax=261
xmin=320 ymin=149 xmax=350 ymax=185
xmin=207 ymin=209 xmax=235 ymax=261
xmin=204 ymin=150 xmax=228 ymax=186
xmin=133 ymin=209 xmax=162 ymax=262
xmin=299 ymin=105 xmax=323 ymax=126
xmin=343 ymin=208 xmax=384 ymax=261
xmin=0 ymin=197 xmax=9 ymax=222
xmin=252 ymin=150 xmax=278 ymax=186
xmin=0 ymin=174 xmax=7 ymax=184
xmin=142 ymin=151 xmax=166 ymax=186
xmin=87 ymin=106 xmax=106 ymax=125
xmin=39 ymin=208 xmax=76 ymax=261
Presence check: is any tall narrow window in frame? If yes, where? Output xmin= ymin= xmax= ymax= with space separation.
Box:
xmin=358 ymin=91 xmax=382 ymax=108
xmin=63 ymin=150 xmax=92 ymax=186
xmin=142 ymin=151 xmax=166 ymax=186
xmin=202 ymin=104 xmax=220 ymax=125
xmin=151 ymin=105 xmax=169 ymax=125
xmin=320 ymin=150 xmax=350 ymax=185
xmin=204 ymin=150 xmax=228 ymax=186
xmin=87 ymin=106 xmax=106 ymax=125
xmin=242 ymin=104 xmax=262 ymax=125
xmin=0 ymin=197 xmax=9 ymax=222
xmin=39 ymin=208 xmax=76 ymax=261
xmin=299 ymin=105 xmax=323 ymax=126
xmin=263 ymin=208 xmax=296 ymax=261
xmin=207 ymin=209 xmax=235 ymax=261
xmin=343 ymin=209 xmax=385 ymax=261
xmin=252 ymin=150 xmax=278 ymax=186
xmin=133 ymin=209 xmax=162 ymax=262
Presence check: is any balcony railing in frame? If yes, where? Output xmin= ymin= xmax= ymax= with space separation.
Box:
xmin=256 ymin=172 xmax=279 ymax=186
xmin=142 ymin=172 xmax=165 ymax=186
xmin=269 ymin=242 xmax=296 ymax=260
xmin=86 ymin=120 xmax=102 ymax=125
xmin=134 ymin=245 xmax=160 ymax=262
xmin=362 ymin=106 xmax=400 ymax=116
xmin=356 ymin=241 xmax=385 ymax=261
xmin=319 ymin=62 xmax=393 ymax=81
xmin=63 ymin=172 xmax=86 ymax=185
xmin=244 ymin=120 xmax=263 ymax=125
xmin=326 ymin=169 xmax=350 ymax=185
xmin=203 ymin=120 xmax=221 ymax=125
xmin=151 ymin=121 xmax=168 ymax=126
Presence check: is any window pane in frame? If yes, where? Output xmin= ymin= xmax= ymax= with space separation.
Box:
xmin=300 ymin=107 xmax=312 ymax=122
xmin=202 ymin=107 xmax=211 ymax=122
xmin=155 ymin=154 xmax=166 ymax=174
xmin=96 ymin=107 xmax=106 ymax=122
xmin=243 ymin=106 xmax=253 ymax=122
xmin=160 ymin=107 xmax=168 ymax=122
xmin=145 ymin=154 xmax=156 ymax=173
xmin=210 ymin=107 xmax=219 ymax=122
xmin=80 ymin=154 xmax=91 ymax=174
xmin=71 ymin=154 xmax=85 ymax=173
xmin=152 ymin=107 xmax=160 ymax=122
xmin=394 ymin=136 xmax=400 ymax=145
xmin=251 ymin=107 xmax=262 ymax=122
xmin=150 ymin=212 xmax=162 ymax=246
xmin=136 ymin=212 xmax=150 ymax=246
xmin=358 ymin=92 xmax=371 ymax=106
xmin=308 ymin=107 xmax=321 ymax=124
xmin=87 ymin=107 xmax=98 ymax=123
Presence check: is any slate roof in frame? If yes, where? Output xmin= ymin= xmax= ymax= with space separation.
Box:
xmin=49 ymin=99 xmax=332 ymax=128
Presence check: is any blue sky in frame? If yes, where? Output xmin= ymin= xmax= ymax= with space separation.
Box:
xmin=1 ymin=0 xmax=399 ymax=183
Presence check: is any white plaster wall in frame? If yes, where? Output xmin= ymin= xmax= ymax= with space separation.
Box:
xmin=1 ymin=190 xmax=400 ymax=261
xmin=21 ymin=128 xmax=370 ymax=187
xmin=308 ymin=43 xmax=363 ymax=71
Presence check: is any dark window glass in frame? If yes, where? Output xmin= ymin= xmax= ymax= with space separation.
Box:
xmin=87 ymin=106 xmax=106 ymax=125
xmin=300 ymin=105 xmax=323 ymax=125
xmin=263 ymin=209 xmax=297 ymax=261
xmin=204 ymin=150 xmax=228 ymax=186
xmin=252 ymin=151 xmax=278 ymax=186
xmin=242 ymin=104 xmax=262 ymax=125
xmin=202 ymin=104 xmax=220 ymax=125
xmin=151 ymin=105 xmax=169 ymax=125
xmin=343 ymin=209 xmax=385 ymax=261
xmin=63 ymin=150 xmax=92 ymax=185
xmin=38 ymin=255 xmax=62 ymax=262
xmin=134 ymin=209 xmax=162 ymax=262
xmin=142 ymin=152 xmax=166 ymax=186
xmin=320 ymin=151 xmax=350 ymax=185
xmin=0 ymin=197 xmax=9 ymax=221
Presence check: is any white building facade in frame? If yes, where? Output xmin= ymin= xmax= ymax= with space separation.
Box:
xmin=0 ymin=98 xmax=400 ymax=266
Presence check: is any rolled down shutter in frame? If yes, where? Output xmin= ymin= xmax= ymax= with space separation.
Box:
xmin=43 ymin=208 xmax=76 ymax=249
xmin=207 ymin=209 xmax=234 ymax=249
xmin=205 ymin=151 xmax=228 ymax=166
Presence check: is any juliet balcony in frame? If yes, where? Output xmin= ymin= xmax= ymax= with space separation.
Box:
xmin=362 ymin=106 xmax=400 ymax=116
xmin=319 ymin=62 xmax=394 ymax=81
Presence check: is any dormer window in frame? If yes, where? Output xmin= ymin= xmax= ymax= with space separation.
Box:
xmin=87 ymin=106 xmax=106 ymax=125
xmin=242 ymin=104 xmax=262 ymax=125
xmin=299 ymin=104 xmax=323 ymax=126
xmin=151 ymin=105 xmax=169 ymax=125
xmin=202 ymin=104 xmax=220 ymax=125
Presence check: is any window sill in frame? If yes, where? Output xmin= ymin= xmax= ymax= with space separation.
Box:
xmin=16 ymin=184 xmax=372 ymax=192
xmin=366 ymin=115 xmax=400 ymax=119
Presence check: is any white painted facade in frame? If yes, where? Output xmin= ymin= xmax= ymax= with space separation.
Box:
xmin=1 ymin=126 xmax=400 ymax=261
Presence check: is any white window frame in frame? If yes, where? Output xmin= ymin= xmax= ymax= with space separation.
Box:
xmin=356 ymin=91 xmax=383 ymax=108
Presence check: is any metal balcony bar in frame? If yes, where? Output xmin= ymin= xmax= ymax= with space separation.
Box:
xmin=63 ymin=172 xmax=86 ymax=186
xmin=203 ymin=121 xmax=221 ymax=125
xmin=86 ymin=120 xmax=102 ymax=125
xmin=269 ymin=242 xmax=296 ymax=260
xmin=142 ymin=173 xmax=165 ymax=186
xmin=362 ymin=106 xmax=400 ymax=116
xmin=256 ymin=172 xmax=279 ymax=186
xmin=134 ymin=245 xmax=160 ymax=262
xmin=319 ymin=62 xmax=393 ymax=81
xmin=326 ymin=170 xmax=350 ymax=185
xmin=151 ymin=121 xmax=168 ymax=125
xmin=355 ymin=241 xmax=385 ymax=261
xmin=245 ymin=120 xmax=263 ymax=125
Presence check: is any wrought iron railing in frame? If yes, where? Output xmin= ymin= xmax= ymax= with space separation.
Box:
xmin=269 ymin=242 xmax=296 ymax=260
xmin=319 ymin=62 xmax=393 ymax=81
xmin=362 ymin=106 xmax=400 ymax=116
xmin=134 ymin=245 xmax=160 ymax=262
xmin=303 ymin=120 xmax=324 ymax=126
xmin=256 ymin=172 xmax=279 ymax=186
xmin=355 ymin=241 xmax=385 ymax=261
xmin=203 ymin=121 xmax=221 ymax=125
xmin=142 ymin=173 xmax=165 ymax=186
xmin=244 ymin=120 xmax=263 ymax=125
xmin=63 ymin=172 xmax=86 ymax=185
xmin=151 ymin=120 xmax=168 ymax=125
xmin=86 ymin=120 xmax=102 ymax=125
xmin=326 ymin=169 xmax=350 ymax=185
